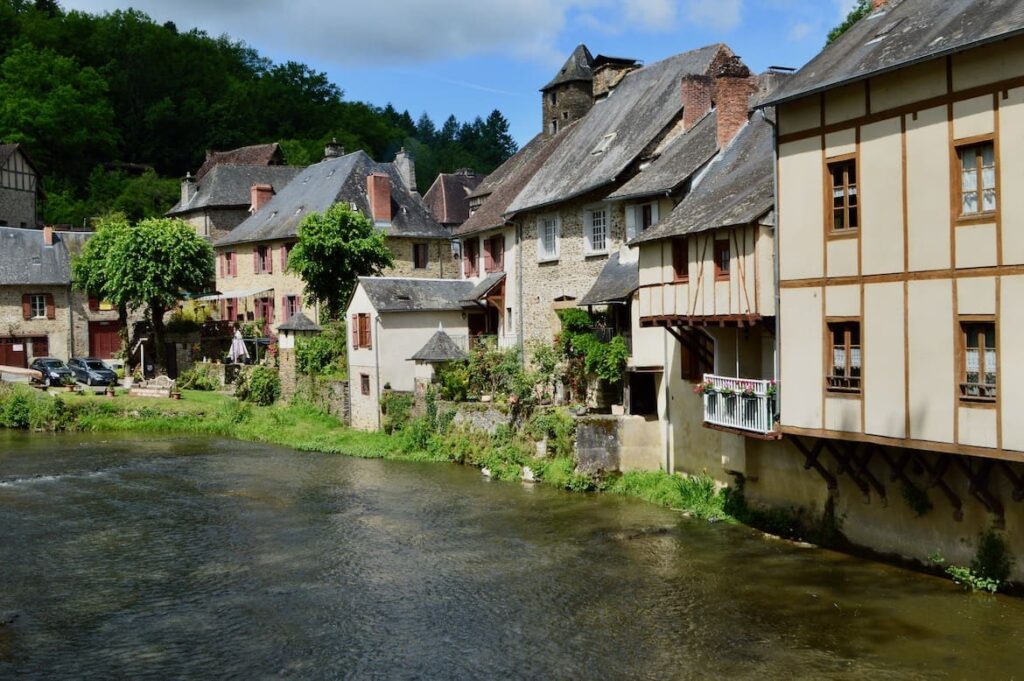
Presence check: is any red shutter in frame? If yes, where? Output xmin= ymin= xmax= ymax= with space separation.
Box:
xmin=280 ymin=297 xmax=287 ymax=322
xmin=483 ymin=240 xmax=493 ymax=273
xmin=253 ymin=249 xmax=259 ymax=274
xmin=220 ymin=299 xmax=227 ymax=320
xmin=45 ymin=294 xmax=55 ymax=320
xmin=219 ymin=253 xmax=224 ymax=278
xmin=21 ymin=294 xmax=31 ymax=320
xmin=352 ymin=314 xmax=359 ymax=347
xmin=88 ymin=296 xmax=99 ymax=312
xmin=281 ymin=245 xmax=288 ymax=270
xmin=493 ymin=238 xmax=504 ymax=272
xmin=363 ymin=315 xmax=372 ymax=350
xmin=672 ymin=238 xmax=687 ymax=281
xmin=266 ymin=247 xmax=273 ymax=275
xmin=463 ymin=243 xmax=471 ymax=278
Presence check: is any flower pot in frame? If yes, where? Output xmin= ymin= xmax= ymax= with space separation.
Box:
xmin=610 ymin=404 xmax=625 ymax=416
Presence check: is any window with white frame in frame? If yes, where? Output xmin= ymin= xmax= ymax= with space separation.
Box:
xmin=539 ymin=215 xmax=560 ymax=261
xmin=30 ymin=294 xmax=46 ymax=319
xmin=625 ymin=201 xmax=659 ymax=241
xmin=585 ymin=206 xmax=608 ymax=254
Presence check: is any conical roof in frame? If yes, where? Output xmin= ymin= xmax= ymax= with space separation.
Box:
xmin=541 ymin=44 xmax=594 ymax=91
xmin=278 ymin=311 xmax=321 ymax=332
xmin=410 ymin=327 xmax=467 ymax=363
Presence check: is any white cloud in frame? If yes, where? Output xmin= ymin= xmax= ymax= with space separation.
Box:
xmin=787 ymin=21 xmax=814 ymax=41
xmin=684 ymin=0 xmax=742 ymax=31
xmin=623 ymin=0 xmax=677 ymax=30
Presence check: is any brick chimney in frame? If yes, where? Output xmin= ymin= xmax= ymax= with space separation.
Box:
xmin=367 ymin=173 xmax=392 ymax=223
xmin=324 ymin=137 xmax=344 ymax=160
xmin=713 ymin=57 xmax=755 ymax=149
xmin=250 ymin=183 xmax=275 ymax=214
xmin=872 ymin=0 xmax=887 ymax=9
xmin=181 ymin=171 xmax=197 ymax=206
xmin=681 ymin=74 xmax=713 ymax=131
xmin=43 ymin=225 xmax=53 ymax=246
xmin=394 ymin=147 xmax=417 ymax=194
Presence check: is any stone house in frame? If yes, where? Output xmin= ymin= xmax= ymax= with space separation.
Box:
xmin=0 ymin=143 xmax=42 ymax=229
xmin=0 ymin=226 xmax=122 ymax=365
xmin=345 ymin=277 xmax=474 ymax=430
xmin=422 ymin=168 xmax=484 ymax=229
xmin=166 ymin=142 xmax=301 ymax=240
xmin=210 ymin=147 xmax=452 ymax=334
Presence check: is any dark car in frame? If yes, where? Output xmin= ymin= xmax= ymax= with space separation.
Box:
xmin=29 ymin=357 xmax=75 ymax=387
xmin=68 ymin=357 xmax=119 ymax=386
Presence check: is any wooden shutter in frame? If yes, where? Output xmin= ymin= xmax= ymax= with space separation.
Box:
xmin=281 ymin=297 xmax=289 ymax=322
xmin=21 ymin=294 xmax=30 ymax=320
xmin=266 ymin=247 xmax=273 ymax=274
xmin=253 ymin=249 xmax=259 ymax=274
xmin=45 ymin=294 xmax=55 ymax=320
xmin=219 ymin=253 xmax=224 ymax=277
xmin=483 ymin=239 xmax=493 ymax=272
xmin=672 ymin=238 xmax=687 ymax=281
xmin=220 ymin=299 xmax=227 ymax=320
xmin=352 ymin=314 xmax=359 ymax=347
xmin=625 ymin=206 xmax=637 ymax=241
xmin=493 ymin=238 xmax=504 ymax=271
xmin=463 ymin=241 xmax=471 ymax=277
xmin=363 ymin=314 xmax=372 ymax=350
xmin=280 ymin=245 xmax=288 ymax=271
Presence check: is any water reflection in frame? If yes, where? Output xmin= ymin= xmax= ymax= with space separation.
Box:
xmin=0 ymin=432 xmax=1021 ymax=679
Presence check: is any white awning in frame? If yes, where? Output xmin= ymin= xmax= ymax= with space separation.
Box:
xmin=195 ymin=287 xmax=274 ymax=302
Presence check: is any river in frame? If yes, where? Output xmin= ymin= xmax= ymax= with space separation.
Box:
xmin=0 ymin=433 xmax=1022 ymax=679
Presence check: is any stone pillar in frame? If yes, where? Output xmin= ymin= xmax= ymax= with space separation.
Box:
xmin=279 ymin=346 xmax=297 ymax=400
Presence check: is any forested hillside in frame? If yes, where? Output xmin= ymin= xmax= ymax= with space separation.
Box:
xmin=0 ymin=0 xmax=517 ymax=225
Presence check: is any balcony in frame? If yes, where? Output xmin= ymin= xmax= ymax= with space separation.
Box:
xmin=700 ymin=374 xmax=779 ymax=438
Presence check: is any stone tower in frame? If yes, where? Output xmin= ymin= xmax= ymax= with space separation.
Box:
xmin=540 ymin=44 xmax=595 ymax=137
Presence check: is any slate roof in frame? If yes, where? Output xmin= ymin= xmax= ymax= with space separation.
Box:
xmin=215 ymin=151 xmax=447 ymax=247
xmin=607 ymin=110 xmax=719 ymax=201
xmin=507 ymin=44 xmax=729 ymax=214
xmin=196 ymin=143 xmax=284 ymax=180
xmin=541 ymin=44 xmax=595 ymax=91
xmin=410 ymin=328 xmax=467 ymax=362
xmin=359 ymin=277 xmax=476 ymax=313
xmin=423 ymin=170 xmax=484 ymax=226
xmin=455 ymin=129 xmax=574 ymax=236
xmin=761 ymin=0 xmax=1024 ymax=107
xmin=578 ymin=251 xmax=639 ymax=306
xmin=278 ymin=312 xmax=321 ymax=332
xmin=166 ymin=164 xmax=302 ymax=215
xmin=0 ymin=226 xmax=90 ymax=286
xmin=462 ymin=272 xmax=505 ymax=302
xmin=633 ymin=111 xmax=774 ymax=243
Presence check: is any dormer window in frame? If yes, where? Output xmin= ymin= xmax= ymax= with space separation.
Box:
xmin=592 ymin=132 xmax=616 ymax=155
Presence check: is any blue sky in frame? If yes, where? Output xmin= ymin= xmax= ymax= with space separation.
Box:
xmin=64 ymin=0 xmax=857 ymax=147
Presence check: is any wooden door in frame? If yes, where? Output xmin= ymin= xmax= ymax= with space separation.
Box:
xmin=88 ymin=321 xmax=121 ymax=359
xmin=0 ymin=338 xmax=28 ymax=367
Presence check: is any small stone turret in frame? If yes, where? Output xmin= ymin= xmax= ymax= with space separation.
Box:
xmin=540 ymin=44 xmax=595 ymax=137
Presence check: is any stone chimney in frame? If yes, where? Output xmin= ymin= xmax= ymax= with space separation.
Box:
xmin=394 ymin=147 xmax=417 ymax=193
xmin=681 ymin=74 xmax=714 ymax=131
xmin=43 ymin=225 xmax=53 ymax=246
xmin=250 ymin=183 xmax=275 ymax=214
xmin=713 ymin=57 xmax=755 ymax=149
xmin=324 ymin=138 xmax=344 ymax=160
xmin=181 ymin=171 xmax=197 ymax=205
xmin=367 ymin=173 xmax=392 ymax=223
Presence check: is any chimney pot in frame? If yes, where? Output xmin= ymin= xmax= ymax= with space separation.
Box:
xmin=250 ymin=183 xmax=275 ymax=214
xmin=181 ymin=171 xmax=197 ymax=205
xmin=394 ymin=147 xmax=417 ymax=193
xmin=872 ymin=0 xmax=886 ymax=9
xmin=324 ymin=138 xmax=344 ymax=160
xmin=43 ymin=225 xmax=54 ymax=246
xmin=367 ymin=173 xmax=392 ymax=223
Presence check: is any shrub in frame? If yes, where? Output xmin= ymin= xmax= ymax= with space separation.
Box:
xmin=176 ymin=363 xmax=219 ymax=391
xmin=296 ymin=321 xmax=348 ymax=377
xmin=236 ymin=366 xmax=281 ymax=406
xmin=380 ymin=391 xmax=414 ymax=434
xmin=971 ymin=529 xmax=1014 ymax=588
xmin=0 ymin=390 xmax=31 ymax=428
xmin=525 ymin=408 xmax=576 ymax=458
xmin=436 ymin=362 xmax=470 ymax=401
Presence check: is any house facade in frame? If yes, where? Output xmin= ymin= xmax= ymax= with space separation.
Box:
xmin=211 ymin=148 xmax=453 ymax=334
xmin=0 ymin=144 xmax=41 ymax=229
xmin=423 ymin=168 xmax=483 ymax=230
xmin=0 ymin=226 xmax=122 ymax=365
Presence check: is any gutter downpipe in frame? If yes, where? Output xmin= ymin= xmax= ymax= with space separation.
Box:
xmin=516 ymin=220 xmax=525 ymax=366
xmin=67 ymin=284 xmax=75 ymax=358
xmin=767 ymin=111 xmax=782 ymax=419
xmin=374 ymin=314 xmax=382 ymax=431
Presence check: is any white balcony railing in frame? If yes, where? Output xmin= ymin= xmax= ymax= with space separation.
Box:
xmin=700 ymin=374 xmax=777 ymax=436
xmin=446 ymin=334 xmax=523 ymax=353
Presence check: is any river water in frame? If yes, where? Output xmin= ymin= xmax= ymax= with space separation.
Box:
xmin=0 ymin=433 xmax=1022 ymax=679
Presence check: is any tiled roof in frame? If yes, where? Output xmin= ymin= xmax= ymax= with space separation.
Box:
xmin=196 ymin=143 xmax=284 ymax=180
xmin=358 ymin=277 xmax=476 ymax=313
xmin=506 ymin=44 xmax=729 ymax=215
xmin=410 ymin=328 xmax=467 ymax=362
xmin=0 ymin=226 xmax=90 ymax=286
xmin=166 ymin=165 xmax=302 ymax=215
xmin=423 ymin=170 xmax=484 ymax=225
xmin=278 ymin=312 xmax=321 ymax=332
xmin=578 ymin=250 xmax=638 ymax=306
xmin=214 ymin=151 xmax=448 ymax=247
xmin=761 ymin=0 xmax=1024 ymax=107
xmin=541 ymin=44 xmax=595 ymax=91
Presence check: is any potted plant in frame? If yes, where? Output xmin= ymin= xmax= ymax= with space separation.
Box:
xmin=62 ymin=375 xmax=78 ymax=392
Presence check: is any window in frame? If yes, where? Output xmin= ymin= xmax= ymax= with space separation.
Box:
xmin=959 ymin=142 xmax=996 ymax=217
xmin=413 ymin=243 xmax=429 ymax=269
xmin=360 ymin=373 xmax=370 ymax=396
xmin=827 ymin=321 xmax=862 ymax=393
xmin=256 ymin=245 xmax=272 ymax=274
xmin=281 ymin=243 xmax=293 ymax=270
xmin=257 ymin=297 xmax=274 ymax=324
xmin=626 ymin=202 xmax=658 ymax=241
xmin=223 ymin=251 xmax=236 ymax=277
xmin=713 ymin=239 xmax=730 ymax=281
xmin=828 ymin=158 xmax=858 ymax=232
xmin=283 ymin=295 xmax=301 ymax=321
xmin=680 ymin=330 xmax=714 ymax=382
xmin=539 ymin=215 xmax=560 ymax=261
xmin=550 ymin=119 xmax=558 ymax=135
xmin=29 ymin=294 xmax=46 ymax=319
xmin=960 ymin=321 xmax=996 ymax=402
xmin=351 ymin=313 xmax=372 ymax=349
xmin=584 ymin=207 xmax=608 ymax=254
xmin=549 ymin=91 xmax=557 ymax=106
xmin=463 ymin=238 xmax=479 ymax=278
xmin=485 ymin=235 xmax=504 ymax=273
xmin=672 ymin=237 xmax=688 ymax=282
xmin=225 ymin=298 xmax=237 ymax=322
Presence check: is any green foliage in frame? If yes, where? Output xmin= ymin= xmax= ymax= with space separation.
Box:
xmin=556 ymin=309 xmax=629 ymax=401
xmin=0 ymin=384 xmax=69 ymax=430
xmin=435 ymin=362 xmax=470 ymax=401
xmin=235 ymin=366 xmax=280 ymax=406
xmin=525 ymin=408 xmax=576 ymax=458
xmin=609 ymin=472 xmax=728 ymax=520
xmin=558 ymin=308 xmax=594 ymax=334
xmin=827 ymin=0 xmax=872 ymax=44
xmin=533 ymin=457 xmax=595 ymax=492
xmin=289 ymin=203 xmax=393 ymax=318
xmin=945 ymin=565 xmax=1002 ymax=594
xmin=176 ymin=363 xmax=219 ymax=391
xmin=529 ymin=340 xmax=562 ymax=403
xmin=901 ymin=482 xmax=933 ymax=517
xmin=296 ymin=321 xmax=348 ymax=377
xmin=380 ymin=391 xmax=414 ymax=435
xmin=0 ymin=389 xmax=31 ymax=428
xmin=971 ymin=529 xmax=1014 ymax=588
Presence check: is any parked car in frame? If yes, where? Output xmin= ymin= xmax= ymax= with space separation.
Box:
xmin=29 ymin=357 xmax=75 ymax=387
xmin=68 ymin=357 xmax=119 ymax=386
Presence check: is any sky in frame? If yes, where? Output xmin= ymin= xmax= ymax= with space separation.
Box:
xmin=62 ymin=0 xmax=859 ymax=147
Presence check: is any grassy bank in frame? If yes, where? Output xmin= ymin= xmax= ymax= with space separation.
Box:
xmin=0 ymin=384 xmax=729 ymax=520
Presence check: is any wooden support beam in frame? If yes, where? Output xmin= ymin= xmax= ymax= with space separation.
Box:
xmin=998 ymin=461 xmax=1024 ymax=503
xmin=823 ymin=440 xmax=871 ymax=501
xmin=953 ymin=457 xmax=1005 ymax=527
xmin=791 ymin=437 xmax=838 ymax=492
xmin=915 ymin=453 xmax=964 ymax=522
xmin=852 ymin=445 xmax=887 ymax=505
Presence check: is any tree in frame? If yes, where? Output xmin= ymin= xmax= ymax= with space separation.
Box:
xmin=71 ymin=213 xmax=133 ymax=355
xmin=74 ymin=217 xmax=214 ymax=371
xmin=288 ymin=203 xmax=394 ymax=319
xmin=827 ymin=0 xmax=872 ymax=44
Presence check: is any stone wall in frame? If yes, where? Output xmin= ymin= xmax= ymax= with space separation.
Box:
xmin=386 ymin=237 xmax=458 ymax=279
xmin=181 ymin=207 xmax=250 ymax=242
xmin=0 ymin=285 xmax=122 ymax=360
xmin=542 ymin=81 xmax=593 ymax=134
xmin=296 ymin=376 xmax=351 ymax=425
xmin=437 ymin=400 xmax=511 ymax=434
xmin=0 ymin=187 xmax=35 ymax=228
xmin=576 ymin=414 xmax=663 ymax=474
